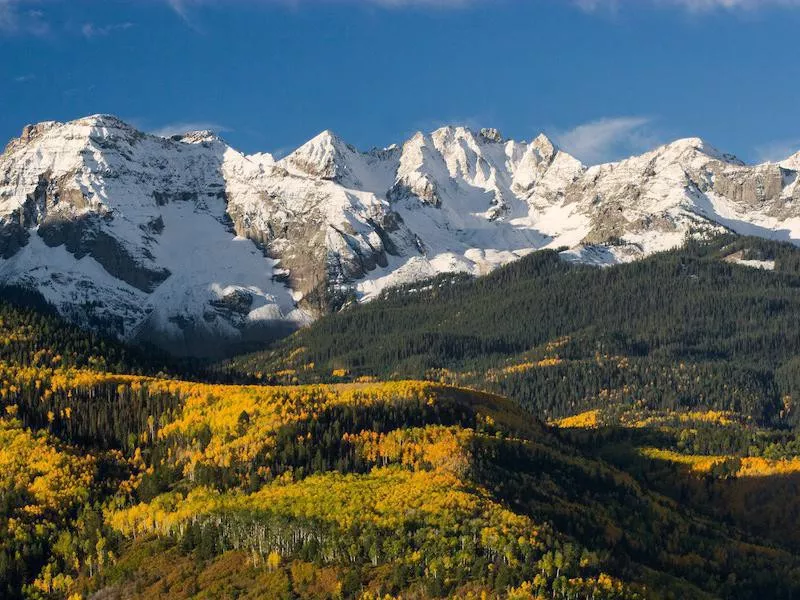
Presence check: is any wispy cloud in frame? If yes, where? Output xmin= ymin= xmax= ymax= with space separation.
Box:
xmin=0 ymin=2 xmax=12 ymax=31
xmin=4 ymin=0 xmax=799 ymax=38
xmin=168 ymin=0 xmax=475 ymax=8
xmin=158 ymin=0 xmax=800 ymax=31
xmin=2 ymin=0 xmax=478 ymax=36
xmin=575 ymin=0 xmax=800 ymax=12
xmin=755 ymin=138 xmax=800 ymax=163
xmin=13 ymin=73 xmax=35 ymax=83
xmin=166 ymin=0 xmax=800 ymax=16
xmin=81 ymin=21 xmax=134 ymax=39
xmin=165 ymin=0 xmax=478 ymax=24
xmin=166 ymin=0 xmax=192 ymax=24
xmin=553 ymin=116 xmax=659 ymax=165
xmin=151 ymin=121 xmax=231 ymax=137
xmin=340 ymin=0 xmax=476 ymax=5
xmin=1 ymin=1 xmax=133 ymax=38
xmin=0 ymin=1 xmax=49 ymax=36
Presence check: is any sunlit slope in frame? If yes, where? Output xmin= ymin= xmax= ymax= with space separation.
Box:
xmin=0 ymin=271 xmax=800 ymax=598
xmin=5 ymin=356 xmax=795 ymax=598
xmin=71 ymin=379 xmax=800 ymax=598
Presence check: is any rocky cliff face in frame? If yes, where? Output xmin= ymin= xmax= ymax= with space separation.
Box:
xmin=1 ymin=115 xmax=799 ymax=355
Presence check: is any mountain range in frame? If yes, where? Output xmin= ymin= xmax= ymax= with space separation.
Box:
xmin=2 ymin=114 xmax=800 ymax=355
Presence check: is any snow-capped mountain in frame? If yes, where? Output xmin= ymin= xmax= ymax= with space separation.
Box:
xmin=2 ymin=115 xmax=799 ymax=355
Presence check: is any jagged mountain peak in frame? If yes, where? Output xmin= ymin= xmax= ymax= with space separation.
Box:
xmin=73 ymin=115 xmax=148 ymax=146
xmin=279 ymin=129 xmax=363 ymax=181
xmin=429 ymin=125 xmax=510 ymax=149
xmin=310 ymin=128 xmax=345 ymax=144
xmin=77 ymin=114 xmax=136 ymax=130
xmin=4 ymin=115 xmax=152 ymax=160
xmin=2 ymin=113 xmax=800 ymax=356
xmin=430 ymin=124 xmax=474 ymax=140
xmin=531 ymin=132 xmax=555 ymax=147
xmin=527 ymin=133 xmax=561 ymax=163
xmin=780 ymin=151 xmax=800 ymax=170
xmin=639 ymin=136 xmax=745 ymax=167
xmin=480 ymin=128 xmax=504 ymax=143
xmin=292 ymin=129 xmax=349 ymax=154
xmin=422 ymin=125 xmax=504 ymax=144
xmin=10 ymin=115 xmax=233 ymax=153
xmin=3 ymin=121 xmax=59 ymax=154
xmin=172 ymin=130 xmax=226 ymax=145
xmin=16 ymin=120 xmax=60 ymax=142
xmin=665 ymin=136 xmax=708 ymax=150
xmin=305 ymin=129 xmax=359 ymax=152
xmin=4 ymin=116 xmax=120 ymax=153
xmin=245 ymin=151 xmax=276 ymax=166
xmin=665 ymin=136 xmax=723 ymax=158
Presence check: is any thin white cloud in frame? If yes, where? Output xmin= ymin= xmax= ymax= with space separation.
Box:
xmin=81 ymin=21 xmax=134 ymax=39
xmin=151 ymin=121 xmax=231 ymax=137
xmin=350 ymin=0 xmax=474 ymax=4
xmin=553 ymin=116 xmax=658 ymax=165
xmin=0 ymin=2 xmax=13 ymax=31
xmin=166 ymin=0 xmax=477 ymax=22
xmin=167 ymin=0 xmax=800 ymax=14
xmin=169 ymin=0 xmax=473 ymax=6
xmin=0 ymin=0 xmax=49 ymax=36
xmin=162 ymin=0 xmax=800 ymax=30
xmin=13 ymin=73 xmax=35 ymax=82
xmin=3 ymin=0 xmax=798 ymax=37
xmin=0 ymin=2 xmax=130 ymax=37
xmin=166 ymin=0 xmax=191 ymax=22
xmin=576 ymin=0 xmax=800 ymax=12
xmin=755 ymin=138 xmax=800 ymax=163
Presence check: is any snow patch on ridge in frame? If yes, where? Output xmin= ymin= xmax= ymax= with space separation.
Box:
xmin=3 ymin=114 xmax=800 ymax=354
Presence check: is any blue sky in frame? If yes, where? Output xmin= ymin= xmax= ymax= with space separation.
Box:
xmin=1 ymin=0 xmax=800 ymax=164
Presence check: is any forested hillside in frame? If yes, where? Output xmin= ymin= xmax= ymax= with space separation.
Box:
xmin=0 ymin=287 xmax=185 ymax=377
xmin=2 ymin=236 xmax=800 ymax=598
xmin=231 ymin=235 xmax=800 ymax=424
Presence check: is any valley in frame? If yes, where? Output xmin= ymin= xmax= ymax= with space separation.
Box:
xmin=5 ymin=1 xmax=800 ymax=597
xmin=0 ymin=237 xmax=799 ymax=598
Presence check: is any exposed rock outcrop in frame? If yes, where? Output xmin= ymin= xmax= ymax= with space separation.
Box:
xmin=2 ymin=114 xmax=800 ymax=355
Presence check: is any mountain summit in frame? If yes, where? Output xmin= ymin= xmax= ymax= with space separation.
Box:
xmin=1 ymin=115 xmax=799 ymax=355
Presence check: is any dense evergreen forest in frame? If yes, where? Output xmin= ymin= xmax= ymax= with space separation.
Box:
xmin=2 ymin=235 xmax=800 ymax=598
xmin=0 ymin=286 xmax=188 ymax=377
xmin=231 ymin=235 xmax=800 ymax=424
